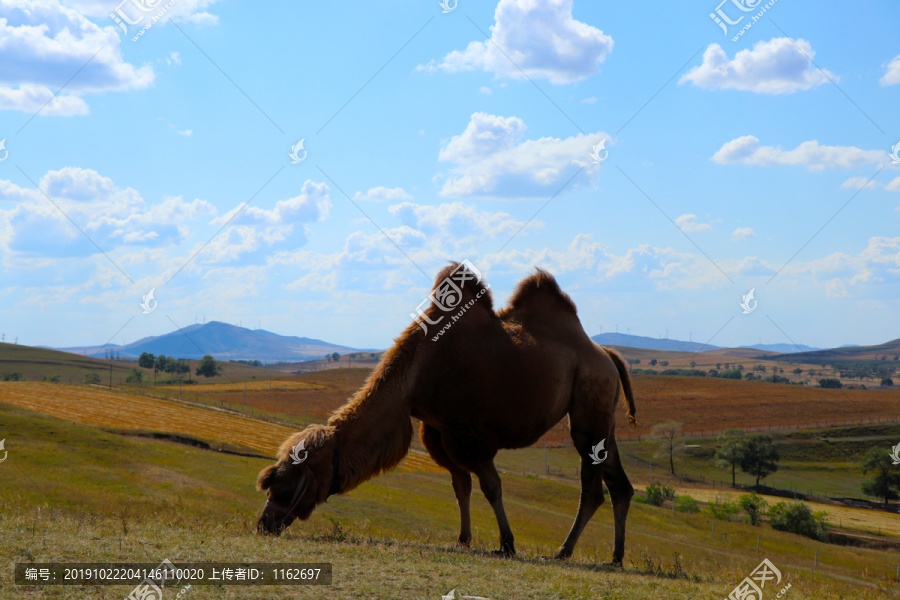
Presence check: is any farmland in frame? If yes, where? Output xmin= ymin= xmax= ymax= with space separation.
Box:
xmin=2 ymin=403 xmax=899 ymax=599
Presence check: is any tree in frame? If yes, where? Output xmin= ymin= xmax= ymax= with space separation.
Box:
xmin=83 ymin=373 xmax=102 ymax=385
xmin=175 ymin=359 xmax=192 ymax=381
xmin=651 ymin=421 xmax=685 ymax=475
xmin=768 ymin=501 xmax=828 ymax=541
xmin=644 ymin=482 xmax=675 ymax=507
xmin=740 ymin=435 xmax=779 ymax=488
xmin=818 ymin=378 xmax=843 ymax=389
xmin=138 ymin=352 xmax=155 ymax=369
xmin=715 ymin=429 xmax=746 ymax=487
xmin=650 ymin=359 xmax=657 ymax=366
xmin=331 ymin=352 xmax=340 ymax=362
xmin=196 ymin=355 xmax=220 ymax=378
xmin=881 ymin=378 xmax=894 ymax=387
xmin=738 ymin=492 xmax=768 ymax=526
xmin=125 ymin=368 xmax=143 ymax=384
xmin=860 ymin=447 xmax=900 ymax=509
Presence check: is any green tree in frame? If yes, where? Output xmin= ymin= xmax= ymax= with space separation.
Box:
xmin=715 ymin=429 xmax=746 ymax=487
xmin=738 ymin=492 xmax=768 ymax=526
xmin=860 ymin=447 xmax=900 ymax=509
xmin=196 ymin=355 xmax=220 ymax=378
xmin=331 ymin=352 xmax=340 ymax=362
xmin=818 ymin=378 xmax=842 ymax=389
xmin=740 ymin=435 xmax=780 ymax=489
xmin=644 ymin=482 xmax=675 ymax=507
xmin=768 ymin=501 xmax=828 ymax=541
xmin=83 ymin=373 xmax=101 ymax=385
xmin=125 ymin=368 xmax=143 ymax=384
xmin=880 ymin=377 xmax=894 ymax=386
xmin=138 ymin=352 xmax=155 ymax=369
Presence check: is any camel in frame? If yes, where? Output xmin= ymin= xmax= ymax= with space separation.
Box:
xmin=256 ymin=262 xmax=637 ymax=564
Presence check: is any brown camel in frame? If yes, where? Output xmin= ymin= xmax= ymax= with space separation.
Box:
xmin=256 ymin=262 xmax=637 ymax=564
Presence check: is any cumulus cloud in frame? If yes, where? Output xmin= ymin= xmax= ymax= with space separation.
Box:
xmin=712 ymin=136 xmax=887 ymax=170
xmin=351 ymin=187 xmax=412 ymax=203
xmin=885 ymin=176 xmax=900 ymax=192
xmin=63 ymin=0 xmax=220 ymax=25
xmin=418 ymin=0 xmax=613 ymax=85
xmin=841 ymin=176 xmax=879 ymax=190
xmin=0 ymin=167 xmax=215 ymax=256
xmin=437 ymin=112 xmax=607 ymax=199
xmin=675 ymin=214 xmax=712 ymax=233
xmin=680 ymin=38 xmax=833 ymax=94
xmin=731 ymin=227 xmax=755 ymax=241
xmin=0 ymin=0 xmax=154 ymax=115
xmin=880 ymin=55 xmax=900 ymax=86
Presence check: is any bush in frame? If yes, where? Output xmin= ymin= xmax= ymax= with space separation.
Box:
xmin=125 ymin=368 xmax=143 ymax=384
xmin=718 ymin=369 xmax=742 ymax=380
xmin=644 ymin=482 xmax=675 ymax=507
xmin=42 ymin=375 xmax=60 ymax=383
xmin=83 ymin=373 xmax=101 ymax=385
xmin=738 ymin=492 xmax=768 ymax=526
xmin=881 ymin=378 xmax=893 ymax=386
xmin=2 ymin=372 xmax=23 ymax=381
xmin=702 ymin=499 xmax=740 ymax=521
xmin=674 ymin=494 xmax=700 ymax=514
xmin=767 ymin=501 xmax=828 ymax=541
xmin=818 ymin=378 xmax=843 ymax=389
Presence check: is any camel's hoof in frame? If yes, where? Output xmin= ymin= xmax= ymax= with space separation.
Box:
xmin=552 ymin=551 xmax=571 ymax=561
xmin=492 ymin=546 xmax=516 ymax=557
xmin=456 ymin=539 xmax=471 ymax=549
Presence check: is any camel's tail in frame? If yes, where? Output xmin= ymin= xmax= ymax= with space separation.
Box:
xmin=605 ymin=347 xmax=637 ymax=427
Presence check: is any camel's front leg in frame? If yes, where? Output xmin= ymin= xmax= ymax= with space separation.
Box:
xmin=473 ymin=461 xmax=515 ymax=555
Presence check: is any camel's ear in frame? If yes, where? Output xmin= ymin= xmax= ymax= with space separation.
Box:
xmin=257 ymin=465 xmax=277 ymax=491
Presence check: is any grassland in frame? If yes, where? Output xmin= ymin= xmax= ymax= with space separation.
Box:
xmin=2 ymin=404 xmax=899 ymax=599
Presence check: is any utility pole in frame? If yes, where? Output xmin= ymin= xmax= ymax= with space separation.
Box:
xmin=109 ymin=362 xmax=112 ymax=390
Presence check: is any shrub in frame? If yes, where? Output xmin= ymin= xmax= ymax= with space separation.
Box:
xmin=2 ymin=372 xmax=23 ymax=381
xmin=42 ymin=375 xmax=60 ymax=383
xmin=738 ymin=492 xmax=768 ymax=526
xmin=644 ymin=482 xmax=675 ymax=507
xmin=881 ymin=378 xmax=893 ymax=386
xmin=702 ymin=499 xmax=740 ymax=521
xmin=818 ymin=378 xmax=843 ymax=389
xmin=719 ymin=369 xmax=742 ymax=380
xmin=83 ymin=373 xmax=101 ymax=385
xmin=674 ymin=494 xmax=700 ymax=514
xmin=767 ymin=501 xmax=828 ymax=541
xmin=125 ymin=368 xmax=143 ymax=384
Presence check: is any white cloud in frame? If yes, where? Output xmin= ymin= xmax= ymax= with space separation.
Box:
xmin=0 ymin=167 xmax=215 ymax=256
xmin=581 ymin=97 xmax=597 ymax=104
xmin=841 ymin=176 xmax=879 ymax=190
xmin=731 ymin=227 xmax=755 ymax=241
xmin=680 ymin=38 xmax=833 ymax=94
xmin=419 ymin=0 xmax=613 ymax=85
xmin=0 ymin=0 xmax=154 ymax=115
xmin=675 ymin=214 xmax=712 ymax=233
xmin=214 ymin=180 xmax=331 ymax=227
xmin=479 ymin=86 xmax=493 ymax=95
xmin=177 ymin=129 xmax=192 ymax=136
xmin=712 ymin=136 xmax=887 ymax=171
xmin=62 ymin=0 xmax=220 ymax=25
xmin=437 ymin=112 xmax=607 ymax=199
xmin=885 ymin=176 xmax=900 ymax=192
xmin=352 ymin=187 xmax=412 ymax=203
xmin=880 ymin=55 xmax=900 ymax=86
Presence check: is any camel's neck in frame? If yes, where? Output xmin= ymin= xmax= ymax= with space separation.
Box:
xmin=327 ymin=375 xmax=413 ymax=494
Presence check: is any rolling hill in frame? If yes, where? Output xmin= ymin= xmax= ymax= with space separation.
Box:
xmin=55 ymin=321 xmax=367 ymax=362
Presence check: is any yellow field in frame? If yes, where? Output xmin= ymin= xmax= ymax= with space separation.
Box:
xmin=0 ymin=382 xmax=441 ymax=472
xmin=158 ymin=380 xmax=324 ymax=392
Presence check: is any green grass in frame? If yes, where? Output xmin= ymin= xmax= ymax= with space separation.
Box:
xmin=2 ymin=403 xmax=900 ymax=598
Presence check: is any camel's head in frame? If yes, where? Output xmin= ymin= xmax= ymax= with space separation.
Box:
xmin=255 ymin=425 xmax=337 ymax=535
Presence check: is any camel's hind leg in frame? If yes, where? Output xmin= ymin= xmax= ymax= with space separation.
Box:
xmin=554 ymin=426 xmax=606 ymax=560
xmin=601 ymin=438 xmax=633 ymax=565
xmin=420 ymin=423 xmax=473 ymax=546
xmin=471 ymin=460 xmax=515 ymax=555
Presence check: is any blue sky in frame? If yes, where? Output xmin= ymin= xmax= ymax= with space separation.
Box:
xmin=1 ymin=0 xmax=899 ymax=353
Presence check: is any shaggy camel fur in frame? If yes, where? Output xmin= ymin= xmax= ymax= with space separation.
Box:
xmin=257 ymin=263 xmax=636 ymax=564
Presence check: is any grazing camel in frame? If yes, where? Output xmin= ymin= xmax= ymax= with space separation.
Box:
xmin=256 ymin=262 xmax=636 ymax=564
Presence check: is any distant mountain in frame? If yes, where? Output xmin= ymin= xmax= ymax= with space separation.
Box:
xmin=770 ymin=338 xmax=900 ymax=364
xmin=740 ymin=343 xmax=821 ymax=353
xmin=57 ymin=321 xmax=366 ymax=362
xmin=590 ymin=333 xmax=720 ymax=353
